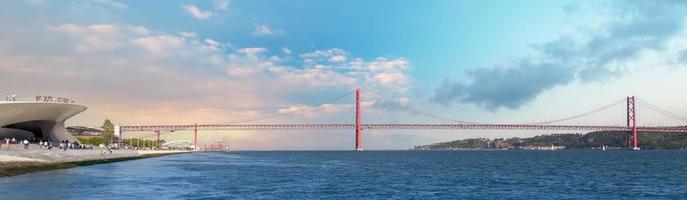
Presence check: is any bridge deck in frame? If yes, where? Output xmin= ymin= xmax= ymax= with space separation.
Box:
xmin=120 ymin=124 xmax=687 ymax=133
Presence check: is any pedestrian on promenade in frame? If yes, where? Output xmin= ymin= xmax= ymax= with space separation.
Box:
xmin=12 ymin=93 xmax=16 ymax=101
xmin=22 ymin=139 xmax=29 ymax=149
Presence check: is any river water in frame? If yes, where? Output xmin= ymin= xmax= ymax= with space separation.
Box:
xmin=1 ymin=150 xmax=686 ymax=199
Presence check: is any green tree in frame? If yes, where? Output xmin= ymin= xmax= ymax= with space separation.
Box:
xmin=101 ymin=119 xmax=115 ymax=144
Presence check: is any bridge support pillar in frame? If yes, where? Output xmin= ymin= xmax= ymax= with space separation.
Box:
xmin=355 ymin=88 xmax=362 ymax=151
xmin=194 ymin=123 xmax=198 ymax=151
xmin=156 ymin=130 xmax=160 ymax=149
xmin=627 ymin=96 xmax=639 ymax=150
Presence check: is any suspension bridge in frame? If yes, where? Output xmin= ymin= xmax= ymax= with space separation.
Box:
xmin=119 ymin=89 xmax=687 ymax=151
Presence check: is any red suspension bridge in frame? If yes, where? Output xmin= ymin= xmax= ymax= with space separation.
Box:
xmin=120 ymin=89 xmax=687 ymax=151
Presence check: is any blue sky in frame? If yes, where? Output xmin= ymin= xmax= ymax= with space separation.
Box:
xmin=1 ymin=0 xmax=687 ymax=149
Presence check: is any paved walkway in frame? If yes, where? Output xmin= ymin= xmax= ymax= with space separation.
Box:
xmin=0 ymin=144 xmax=188 ymax=163
xmin=0 ymin=155 xmax=45 ymax=162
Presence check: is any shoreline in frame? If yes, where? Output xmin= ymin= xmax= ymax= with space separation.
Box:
xmin=0 ymin=148 xmax=190 ymax=177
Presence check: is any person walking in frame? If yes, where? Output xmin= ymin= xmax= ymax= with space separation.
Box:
xmin=22 ymin=139 xmax=29 ymax=149
xmin=12 ymin=93 xmax=16 ymax=101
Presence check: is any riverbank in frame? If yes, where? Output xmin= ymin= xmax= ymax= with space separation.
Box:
xmin=0 ymin=144 xmax=190 ymax=177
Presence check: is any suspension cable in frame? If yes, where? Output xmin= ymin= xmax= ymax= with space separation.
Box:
xmin=401 ymin=107 xmax=479 ymax=124
xmin=527 ymin=98 xmax=626 ymax=125
xmin=635 ymin=98 xmax=687 ymax=123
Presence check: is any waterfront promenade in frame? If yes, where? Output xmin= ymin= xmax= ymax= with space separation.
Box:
xmin=0 ymin=144 xmax=189 ymax=177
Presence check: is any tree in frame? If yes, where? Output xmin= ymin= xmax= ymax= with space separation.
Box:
xmin=102 ymin=119 xmax=115 ymax=145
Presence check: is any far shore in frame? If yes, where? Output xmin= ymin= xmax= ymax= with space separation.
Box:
xmin=0 ymin=144 xmax=190 ymax=177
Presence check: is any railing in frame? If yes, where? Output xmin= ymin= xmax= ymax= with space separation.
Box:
xmin=119 ymin=123 xmax=687 ymax=133
xmin=0 ymin=95 xmax=76 ymax=103
xmin=35 ymin=96 xmax=75 ymax=103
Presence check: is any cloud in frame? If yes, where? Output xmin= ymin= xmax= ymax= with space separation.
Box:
xmin=300 ymin=48 xmax=348 ymax=65
xmin=251 ymin=25 xmax=274 ymax=36
xmin=282 ymin=47 xmax=291 ymax=54
xmin=277 ymin=103 xmax=352 ymax=117
xmin=24 ymin=0 xmax=46 ymax=5
xmin=204 ymin=39 xmax=220 ymax=47
xmin=328 ymin=55 xmax=347 ymax=62
xmin=1 ymin=19 xmax=414 ymax=131
xmin=50 ymin=24 xmax=127 ymax=51
xmin=432 ymin=1 xmax=687 ymax=110
xmin=432 ymin=60 xmax=575 ymax=110
xmin=130 ymin=35 xmax=185 ymax=56
xmin=128 ymin=26 xmax=149 ymax=35
xmin=214 ymin=0 xmax=229 ymax=10
xmin=179 ymin=32 xmax=197 ymax=38
xmin=182 ymin=4 xmax=212 ymax=20
xmin=238 ymin=47 xmax=266 ymax=55
xmin=374 ymin=72 xmax=407 ymax=85
xmin=93 ymin=0 xmax=127 ymax=9
xmin=680 ymin=50 xmax=687 ymax=63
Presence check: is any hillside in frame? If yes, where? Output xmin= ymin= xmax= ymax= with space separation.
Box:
xmin=414 ymin=131 xmax=687 ymax=150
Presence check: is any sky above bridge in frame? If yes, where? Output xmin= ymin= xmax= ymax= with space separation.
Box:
xmin=1 ymin=0 xmax=687 ymax=150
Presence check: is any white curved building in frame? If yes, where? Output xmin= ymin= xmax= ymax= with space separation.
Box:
xmin=0 ymin=102 xmax=86 ymax=141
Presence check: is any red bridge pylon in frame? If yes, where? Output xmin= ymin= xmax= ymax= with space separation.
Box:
xmin=355 ymin=88 xmax=362 ymax=151
xmin=627 ymin=96 xmax=639 ymax=150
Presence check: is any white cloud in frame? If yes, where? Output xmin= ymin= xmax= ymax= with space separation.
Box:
xmin=128 ymin=25 xmax=149 ymax=35
xmin=282 ymin=47 xmax=291 ymax=54
xmin=6 ymin=22 xmax=413 ymax=130
xmin=301 ymin=48 xmax=347 ymax=59
xmin=364 ymin=57 xmax=409 ymax=72
xmin=273 ymin=66 xmax=357 ymax=88
xmin=0 ymin=20 xmax=421 ymax=149
xmin=300 ymin=48 xmax=349 ymax=65
xmin=239 ymin=47 xmax=267 ymax=55
xmin=251 ymin=25 xmax=274 ymax=36
xmin=214 ymin=0 xmax=230 ymax=10
xmin=182 ymin=4 xmax=213 ymax=20
xmin=396 ymin=97 xmax=410 ymax=106
xmin=179 ymin=32 xmax=197 ymax=38
xmin=374 ymin=72 xmax=407 ymax=85
xmin=277 ymin=103 xmax=353 ymax=117
xmin=50 ymin=24 xmax=125 ymax=51
xmin=204 ymin=39 xmax=220 ymax=47
xmin=130 ymin=35 xmax=185 ymax=56
xmin=93 ymin=0 xmax=128 ymax=9
xmin=328 ymin=55 xmax=347 ymax=62
xmin=24 ymin=0 xmax=46 ymax=5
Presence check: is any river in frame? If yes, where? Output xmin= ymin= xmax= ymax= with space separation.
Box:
xmin=1 ymin=150 xmax=686 ymax=199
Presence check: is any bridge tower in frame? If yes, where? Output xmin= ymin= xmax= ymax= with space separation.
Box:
xmin=627 ymin=96 xmax=639 ymax=150
xmin=355 ymin=88 xmax=362 ymax=151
